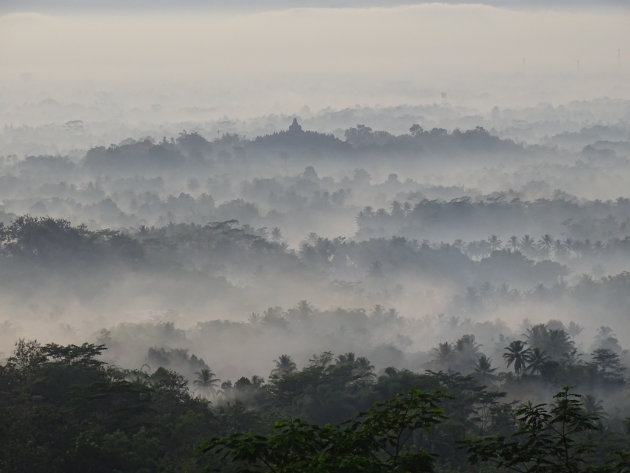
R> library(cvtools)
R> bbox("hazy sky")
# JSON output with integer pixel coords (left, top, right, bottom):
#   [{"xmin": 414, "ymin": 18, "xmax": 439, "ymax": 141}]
[
  {"xmin": 1, "ymin": 3, "xmax": 629, "ymax": 118},
  {"xmin": 2, "ymin": 0, "xmax": 629, "ymax": 13}
]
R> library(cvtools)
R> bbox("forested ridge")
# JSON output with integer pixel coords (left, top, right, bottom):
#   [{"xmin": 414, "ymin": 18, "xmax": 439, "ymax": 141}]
[
  {"xmin": 1, "ymin": 212, "xmax": 628, "ymax": 471},
  {"xmin": 2, "ymin": 0, "xmax": 630, "ymax": 470},
  {"xmin": 1, "ymin": 84, "xmax": 630, "ymax": 473},
  {"xmin": 1, "ymin": 337, "xmax": 628, "ymax": 473}
]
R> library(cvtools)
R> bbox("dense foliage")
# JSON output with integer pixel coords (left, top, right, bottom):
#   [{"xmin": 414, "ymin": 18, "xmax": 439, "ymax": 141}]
[{"xmin": 1, "ymin": 340, "xmax": 628, "ymax": 473}]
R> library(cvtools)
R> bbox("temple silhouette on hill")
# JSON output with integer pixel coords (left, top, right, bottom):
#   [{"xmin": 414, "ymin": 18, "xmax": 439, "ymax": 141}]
[
  {"xmin": 288, "ymin": 118, "xmax": 303, "ymax": 134},
  {"xmin": 252, "ymin": 118, "xmax": 349, "ymax": 153}
]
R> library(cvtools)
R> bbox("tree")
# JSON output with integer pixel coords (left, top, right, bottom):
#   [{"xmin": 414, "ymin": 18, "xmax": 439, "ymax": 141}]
[
  {"xmin": 270, "ymin": 354, "xmax": 297, "ymax": 379},
  {"xmin": 520, "ymin": 234, "xmax": 536, "ymax": 256},
  {"xmin": 488, "ymin": 235, "xmax": 502, "ymax": 252},
  {"xmin": 409, "ymin": 124, "xmax": 424, "ymax": 136},
  {"xmin": 527, "ymin": 348, "xmax": 550, "ymax": 375},
  {"xmin": 451, "ymin": 335, "xmax": 482, "ymax": 374},
  {"xmin": 525, "ymin": 324, "xmax": 574, "ymax": 363},
  {"xmin": 473, "ymin": 354, "xmax": 498, "ymax": 384},
  {"xmin": 0, "ymin": 341, "xmax": 216, "ymax": 473},
  {"xmin": 194, "ymin": 368, "xmax": 221, "ymax": 395},
  {"xmin": 593, "ymin": 326, "xmax": 622, "ymax": 352},
  {"xmin": 538, "ymin": 234, "xmax": 555, "ymax": 256},
  {"xmin": 6, "ymin": 338, "xmax": 46, "ymax": 372},
  {"xmin": 201, "ymin": 389, "xmax": 446, "ymax": 473},
  {"xmin": 432, "ymin": 342, "xmax": 455, "ymax": 369},
  {"xmin": 508, "ymin": 235, "xmax": 520, "ymax": 252},
  {"xmin": 466, "ymin": 387, "xmax": 615, "ymax": 473},
  {"xmin": 503, "ymin": 340, "xmax": 531, "ymax": 377},
  {"xmin": 590, "ymin": 348, "xmax": 625, "ymax": 384}
]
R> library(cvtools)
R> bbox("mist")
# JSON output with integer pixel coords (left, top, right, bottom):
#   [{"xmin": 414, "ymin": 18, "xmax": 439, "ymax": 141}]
[
  {"xmin": 1, "ymin": 2, "xmax": 630, "ymax": 472},
  {"xmin": 1, "ymin": 4, "xmax": 628, "ymax": 124}
]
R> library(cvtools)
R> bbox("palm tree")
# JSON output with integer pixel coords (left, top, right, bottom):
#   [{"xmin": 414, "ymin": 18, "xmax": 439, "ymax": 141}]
[
  {"xmin": 548, "ymin": 329, "xmax": 574, "ymax": 362},
  {"xmin": 520, "ymin": 235, "xmax": 536, "ymax": 256},
  {"xmin": 508, "ymin": 236, "xmax": 520, "ymax": 253},
  {"xmin": 194, "ymin": 368, "xmax": 221, "ymax": 395},
  {"xmin": 538, "ymin": 234, "xmax": 554, "ymax": 257},
  {"xmin": 582, "ymin": 395, "xmax": 607, "ymax": 422},
  {"xmin": 503, "ymin": 340, "xmax": 531, "ymax": 377},
  {"xmin": 488, "ymin": 235, "xmax": 502, "ymax": 252},
  {"xmin": 349, "ymin": 356, "xmax": 376, "ymax": 386},
  {"xmin": 432, "ymin": 342, "xmax": 455, "ymax": 369},
  {"xmin": 525, "ymin": 324, "xmax": 549, "ymax": 350},
  {"xmin": 271, "ymin": 354, "xmax": 297, "ymax": 378},
  {"xmin": 455, "ymin": 334, "xmax": 480, "ymax": 353},
  {"xmin": 525, "ymin": 324, "xmax": 574, "ymax": 362},
  {"xmin": 526, "ymin": 348, "xmax": 549, "ymax": 375},
  {"xmin": 353, "ymin": 356, "xmax": 375, "ymax": 377},
  {"xmin": 336, "ymin": 352, "xmax": 356, "ymax": 364},
  {"xmin": 474, "ymin": 354, "xmax": 498, "ymax": 384},
  {"xmin": 453, "ymin": 334, "xmax": 482, "ymax": 373}
]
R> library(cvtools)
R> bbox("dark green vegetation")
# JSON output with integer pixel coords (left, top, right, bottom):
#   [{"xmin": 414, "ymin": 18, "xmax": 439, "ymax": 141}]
[{"xmin": 1, "ymin": 339, "xmax": 628, "ymax": 473}]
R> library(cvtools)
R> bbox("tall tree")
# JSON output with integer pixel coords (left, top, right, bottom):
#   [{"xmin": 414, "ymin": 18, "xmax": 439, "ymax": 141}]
[
  {"xmin": 473, "ymin": 354, "xmax": 498, "ymax": 384},
  {"xmin": 466, "ymin": 387, "xmax": 617, "ymax": 473},
  {"xmin": 503, "ymin": 340, "xmax": 531, "ymax": 377},
  {"xmin": 194, "ymin": 368, "xmax": 221, "ymax": 395},
  {"xmin": 270, "ymin": 354, "xmax": 297, "ymax": 379},
  {"xmin": 527, "ymin": 347, "xmax": 550, "ymax": 375},
  {"xmin": 591, "ymin": 348, "xmax": 626, "ymax": 384},
  {"xmin": 202, "ymin": 389, "xmax": 446, "ymax": 473}
]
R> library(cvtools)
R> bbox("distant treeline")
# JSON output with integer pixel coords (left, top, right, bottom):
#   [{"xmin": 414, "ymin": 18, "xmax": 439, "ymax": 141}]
[
  {"xmin": 0, "ymin": 216, "xmax": 567, "ymax": 288},
  {"xmin": 81, "ymin": 123, "xmax": 524, "ymax": 174},
  {"xmin": 5, "ymin": 215, "xmax": 630, "ymax": 298},
  {"xmin": 358, "ymin": 196, "xmax": 630, "ymax": 241}
]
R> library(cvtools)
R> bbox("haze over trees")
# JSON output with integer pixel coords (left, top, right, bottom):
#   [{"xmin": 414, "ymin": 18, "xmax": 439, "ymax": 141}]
[
  {"xmin": 1, "ymin": 0, "xmax": 629, "ymax": 471},
  {"xmin": 1, "ymin": 111, "xmax": 630, "ymax": 470}
]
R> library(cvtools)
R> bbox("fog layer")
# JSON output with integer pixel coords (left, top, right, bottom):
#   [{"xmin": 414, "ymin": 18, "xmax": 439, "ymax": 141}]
[{"xmin": 1, "ymin": 5, "xmax": 628, "ymax": 122}]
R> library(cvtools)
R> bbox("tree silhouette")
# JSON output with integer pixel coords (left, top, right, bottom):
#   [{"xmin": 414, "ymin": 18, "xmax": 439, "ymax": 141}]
[
  {"xmin": 271, "ymin": 354, "xmax": 297, "ymax": 379},
  {"xmin": 525, "ymin": 324, "xmax": 574, "ymax": 362},
  {"xmin": 526, "ymin": 347, "xmax": 549, "ymax": 375},
  {"xmin": 488, "ymin": 235, "xmax": 502, "ymax": 252},
  {"xmin": 538, "ymin": 233, "xmax": 555, "ymax": 256},
  {"xmin": 473, "ymin": 354, "xmax": 498, "ymax": 384},
  {"xmin": 466, "ymin": 387, "xmax": 610, "ymax": 473},
  {"xmin": 202, "ymin": 389, "xmax": 446, "ymax": 473},
  {"xmin": 194, "ymin": 368, "xmax": 221, "ymax": 395},
  {"xmin": 503, "ymin": 340, "xmax": 531, "ymax": 377},
  {"xmin": 520, "ymin": 234, "xmax": 536, "ymax": 256},
  {"xmin": 591, "ymin": 348, "xmax": 625, "ymax": 382},
  {"xmin": 432, "ymin": 342, "xmax": 455, "ymax": 369}
]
